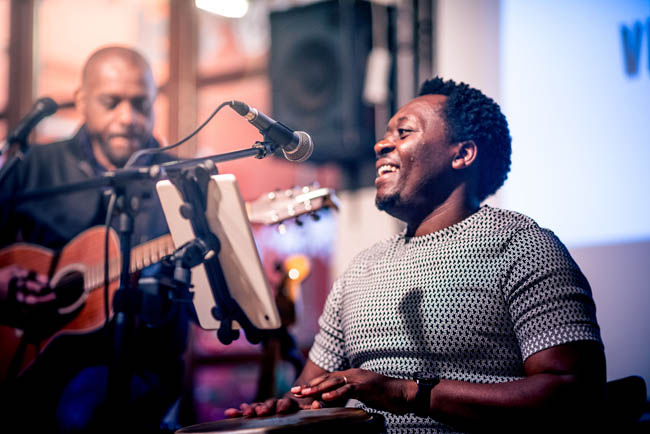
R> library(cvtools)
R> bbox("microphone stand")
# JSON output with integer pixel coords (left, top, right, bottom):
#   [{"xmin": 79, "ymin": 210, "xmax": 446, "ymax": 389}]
[
  {"xmin": 0, "ymin": 137, "xmax": 27, "ymax": 185},
  {"xmin": 0, "ymin": 139, "xmax": 278, "ymax": 207},
  {"xmin": 106, "ymin": 179, "xmax": 146, "ymax": 429}
]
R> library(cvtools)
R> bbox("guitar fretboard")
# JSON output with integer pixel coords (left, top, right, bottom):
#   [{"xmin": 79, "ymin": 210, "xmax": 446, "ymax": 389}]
[{"xmin": 83, "ymin": 234, "xmax": 175, "ymax": 291}]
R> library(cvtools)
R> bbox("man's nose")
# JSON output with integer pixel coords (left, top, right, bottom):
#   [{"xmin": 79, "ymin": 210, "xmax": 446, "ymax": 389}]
[
  {"xmin": 115, "ymin": 100, "xmax": 137, "ymax": 125},
  {"xmin": 374, "ymin": 139, "xmax": 394, "ymax": 156}
]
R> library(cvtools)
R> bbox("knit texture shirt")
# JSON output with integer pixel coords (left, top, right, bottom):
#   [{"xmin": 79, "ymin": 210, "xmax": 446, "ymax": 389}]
[{"xmin": 309, "ymin": 206, "xmax": 602, "ymax": 433}]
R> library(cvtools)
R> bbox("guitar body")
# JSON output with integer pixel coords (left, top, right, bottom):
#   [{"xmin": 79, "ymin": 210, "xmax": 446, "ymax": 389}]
[{"xmin": 0, "ymin": 227, "xmax": 120, "ymax": 381}]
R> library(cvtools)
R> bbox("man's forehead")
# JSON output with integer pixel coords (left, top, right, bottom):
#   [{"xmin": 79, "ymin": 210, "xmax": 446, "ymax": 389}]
[
  {"xmin": 390, "ymin": 94, "xmax": 447, "ymax": 124},
  {"xmin": 408, "ymin": 94, "xmax": 447, "ymax": 112},
  {"xmin": 83, "ymin": 56, "xmax": 154, "ymax": 92}
]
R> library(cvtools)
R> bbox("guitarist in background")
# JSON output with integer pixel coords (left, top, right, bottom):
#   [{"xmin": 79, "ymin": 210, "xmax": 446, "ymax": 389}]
[{"xmin": 0, "ymin": 46, "xmax": 189, "ymax": 432}]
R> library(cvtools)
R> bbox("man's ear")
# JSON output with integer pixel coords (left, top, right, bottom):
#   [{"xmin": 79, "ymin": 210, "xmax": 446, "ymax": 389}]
[
  {"xmin": 451, "ymin": 140, "xmax": 478, "ymax": 170},
  {"xmin": 73, "ymin": 87, "xmax": 85, "ymax": 114}
]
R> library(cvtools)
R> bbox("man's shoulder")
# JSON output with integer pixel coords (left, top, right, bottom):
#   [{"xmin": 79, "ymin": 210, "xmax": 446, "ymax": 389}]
[
  {"xmin": 474, "ymin": 206, "xmax": 544, "ymax": 235},
  {"xmin": 23, "ymin": 136, "xmax": 78, "ymax": 160},
  {"xmin": 349, "ymin": 235, "xmax": 400, "ymax": 264},
  {"xmin": 480, "ymin": 207, "xmax": 569, "ymax": 254},
  {"xmin": 3, "ymin": 136, "xmax": 82, "ymax": 189},
  {"xmin": 18, "ymin": 133, "xmax": 88, "ymax": 177}
]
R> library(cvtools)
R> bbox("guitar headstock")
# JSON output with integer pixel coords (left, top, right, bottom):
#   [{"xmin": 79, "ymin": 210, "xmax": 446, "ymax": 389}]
[{"xmin": 247, "ymin": 184, "xmax": 339, "ymax": 226}]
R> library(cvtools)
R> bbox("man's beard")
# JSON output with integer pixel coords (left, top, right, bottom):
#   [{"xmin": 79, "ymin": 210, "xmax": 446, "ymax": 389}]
[
  {"xmin": 96, "ymin": 133, "xmax": 149, "ymax": 168},
  {"xmin": 375, "ymin": 192, "xmax": 399, "ymax": 213},
  {"xmin": 101, "ymin": 144, "xmax": 130, "ymax": 168}
]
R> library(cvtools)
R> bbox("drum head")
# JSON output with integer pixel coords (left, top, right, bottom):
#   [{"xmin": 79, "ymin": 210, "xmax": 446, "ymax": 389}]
[{"xmin": 176, "ymin": 407, "xmax": 384, "ymax": 433}]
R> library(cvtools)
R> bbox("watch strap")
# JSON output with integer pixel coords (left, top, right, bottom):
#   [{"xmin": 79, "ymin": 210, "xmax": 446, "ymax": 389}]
[{"xmin": 414, "ymin": 373, "xmax": 440, "ymax": 416}]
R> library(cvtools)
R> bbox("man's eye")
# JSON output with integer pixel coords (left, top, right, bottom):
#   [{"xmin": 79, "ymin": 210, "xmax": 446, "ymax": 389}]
[
  {"xmin": 398, "ymin": 128, "xmax": 412, "ymax": 138},
  {"xmin": 131, "ymin": 98, "xmax": 151, "ymax": 114},
  {"xmin": 101, "ymin": 98, "xmax": 120, "ymax": 109}
]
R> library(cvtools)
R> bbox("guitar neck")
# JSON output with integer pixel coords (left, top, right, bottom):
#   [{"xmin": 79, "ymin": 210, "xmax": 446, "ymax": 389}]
[
  {"xmin": 83, "ymin": 234, "xmax": 175, "ymax": 291},
  {"xmin": 129, "ymin": 234, "xmax": 175, "ymax": 273}
]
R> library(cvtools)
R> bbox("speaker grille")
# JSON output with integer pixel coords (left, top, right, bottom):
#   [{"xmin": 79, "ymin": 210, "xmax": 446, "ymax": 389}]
[{"xmin": 270, "ymin": 0, "xmax": 375, "ymax": 165}]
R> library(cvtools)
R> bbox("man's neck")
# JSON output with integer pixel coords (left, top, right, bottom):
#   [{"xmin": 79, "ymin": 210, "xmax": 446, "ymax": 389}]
[
  {"xmin": 406, "ymin": 187, "xmax": 480, "ymax": 237},
  {"xmin": 92, "ymin": 141, "xmax": 117, "ymax": 171}
]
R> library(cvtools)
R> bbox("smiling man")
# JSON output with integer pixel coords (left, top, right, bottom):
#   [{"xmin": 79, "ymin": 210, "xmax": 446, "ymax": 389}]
[{"xmin": 226, "ymin": 77, "xmax": 605, "ymax": 433}]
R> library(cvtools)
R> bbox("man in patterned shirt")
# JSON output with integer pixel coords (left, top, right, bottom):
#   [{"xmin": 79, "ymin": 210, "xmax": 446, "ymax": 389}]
[{"xmin": 226, "ymin": 77, "xmax": 605, "ymax": 433}]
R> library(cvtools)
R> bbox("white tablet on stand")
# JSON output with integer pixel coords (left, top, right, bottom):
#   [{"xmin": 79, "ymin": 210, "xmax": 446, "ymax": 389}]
[{"xmin": 155, "ymin": 174, "xmax": 280, "ymax": 331}]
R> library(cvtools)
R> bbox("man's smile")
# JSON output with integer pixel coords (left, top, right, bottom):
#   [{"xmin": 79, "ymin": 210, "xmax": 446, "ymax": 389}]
[{"xmin": 377, "ymin": 164, "xmax": 399, "ymax": 177}]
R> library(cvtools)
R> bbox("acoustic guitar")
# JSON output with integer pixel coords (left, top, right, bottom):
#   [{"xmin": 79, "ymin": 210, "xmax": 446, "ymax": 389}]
[{"xmin": 0, "ymin": 185, "xmax": 338, "ymax": 381}]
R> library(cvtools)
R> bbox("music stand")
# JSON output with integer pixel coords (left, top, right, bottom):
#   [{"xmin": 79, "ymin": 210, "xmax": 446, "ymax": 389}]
[{"xmin": 156, "ymin": 171, "xmax": 280, "ymax": 343}]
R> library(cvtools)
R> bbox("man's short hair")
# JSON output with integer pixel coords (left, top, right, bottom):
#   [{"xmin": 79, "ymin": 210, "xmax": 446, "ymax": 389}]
[
  {"xmin": 81, "ymin": 45, "xmax": 152, "ymax": 87},
  {"xmin": 419, "ymin": 77, "xmax": 512, "ymax": 202}
]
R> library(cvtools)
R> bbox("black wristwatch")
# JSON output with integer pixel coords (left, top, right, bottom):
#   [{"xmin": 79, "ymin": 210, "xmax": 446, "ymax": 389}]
[{"xmin": 413, "ymin": 372, "xmax": 440, "ymax": 416}]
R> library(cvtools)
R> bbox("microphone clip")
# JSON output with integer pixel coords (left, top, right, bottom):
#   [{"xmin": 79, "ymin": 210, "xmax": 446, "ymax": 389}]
[{"xmin": 252, "ymin": 140, "xmax": 280, "ymax": 159}]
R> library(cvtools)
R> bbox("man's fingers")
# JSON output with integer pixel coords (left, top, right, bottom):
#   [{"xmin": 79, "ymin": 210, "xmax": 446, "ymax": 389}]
[
  {"xmin": 225, "ymin": 397, "xmax": 303, "ymax": 419},
  {"xmin": 34, "ymin": 273, "xmax": 49, "ymax": 286},
  {"xmin": 23, "ymin": 280, "xmax": 52, "ymax": 295},
  {"xmin": 9, "ymin": 267, "xmax": 47, "ymax": 284},
  {"xmin": 8, "ymin": 267, "xmax": 52, "ymax": 305},
  {"xmin": 22, "ymin": 292, "xmax": 56, "ymax": 305},
  {"xmin": 224, "ymin": 408, "xmax": 243, "ymax": 418},
  {"xmin": 11, "ymin": 267, "xmax": 29, "ymax": 280},
  {"xmin": 276, "ymin": 397, "xmax": 296, "ymax": 413},
  {"xmin": 255, "ymin": 399, "xmax": 277, "ymax": 416},
  {"xmin": 240, "ymin": 403, "xmax": 255, "ymax": 417},
  {"xmin": 13, "ymin": 277, "xmax": 55, "ymax": 305},
  {"xmin": 255, "ymin": 407, "xmax": 271, "ymax": 416},
  {"xmin": 300, "ymin": 374, "xmax": 347, "ymax": 396},
  {"xmin": 321, "ymin": 384, "xmax": 352, "ymax": 401},
  {"xmin": 307, "ymin": 375, "xmax": 328, "ymax": 388}
]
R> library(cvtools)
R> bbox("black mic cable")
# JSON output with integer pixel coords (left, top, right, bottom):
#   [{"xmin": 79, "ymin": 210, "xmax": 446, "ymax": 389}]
[{"xmin": 124, "ymin": 101, "xmax": 233, "ymax": 169}]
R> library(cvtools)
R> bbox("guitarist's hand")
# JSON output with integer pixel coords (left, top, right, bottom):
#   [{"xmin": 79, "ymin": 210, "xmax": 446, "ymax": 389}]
[{"xmin": 0, "ymin": 265, "xmax": 55, "ymax": 326}]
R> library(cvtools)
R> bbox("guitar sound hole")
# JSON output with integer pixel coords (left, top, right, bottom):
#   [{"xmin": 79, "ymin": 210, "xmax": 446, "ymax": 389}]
[{"xmin": 54, "ymin": 271, "xmax": 85, "ymax": 312}]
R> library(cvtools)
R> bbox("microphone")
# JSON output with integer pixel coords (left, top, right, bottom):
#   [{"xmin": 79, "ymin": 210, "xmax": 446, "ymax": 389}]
[
  {"xmin": 2, "ymin": 97, "xmax": 58, "ymax": 155},
  {"xmin": 228, "ymin": 100, "xmax": 313, "ymax": 162}
]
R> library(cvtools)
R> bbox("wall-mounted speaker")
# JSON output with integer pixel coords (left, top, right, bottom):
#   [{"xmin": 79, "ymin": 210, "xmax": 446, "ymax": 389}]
[{"xmin": 270, "ymin": 0, "xmax": 376, "ymax": 170}]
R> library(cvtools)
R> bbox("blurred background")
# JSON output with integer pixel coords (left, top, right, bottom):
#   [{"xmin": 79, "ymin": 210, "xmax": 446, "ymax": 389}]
[{"xmin": 0, "ymin": 0, "xmax": 648, "ymax": 424}]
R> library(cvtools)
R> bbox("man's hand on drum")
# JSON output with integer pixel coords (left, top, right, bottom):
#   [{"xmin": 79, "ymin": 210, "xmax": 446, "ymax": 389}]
[
  {"xmin": 225, "ymin": 360, "xmax": 330, "ymax": 418},
  {"xmin": 291, "ymin": 368, "xmax": 412, "ymax": 415},
  {"xmin": 224, "ymin": 395, "xmax": 322, "ymax": 418}
]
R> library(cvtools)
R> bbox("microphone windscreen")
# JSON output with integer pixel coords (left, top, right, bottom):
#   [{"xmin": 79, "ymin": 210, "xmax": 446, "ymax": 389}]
[
  {"xmin": 36, "ymin": 97, "xmax": 59, "ymax": 116},
  {"xmin": 283, "ymin": 131, "xmax": 313, "ymax": 163}
]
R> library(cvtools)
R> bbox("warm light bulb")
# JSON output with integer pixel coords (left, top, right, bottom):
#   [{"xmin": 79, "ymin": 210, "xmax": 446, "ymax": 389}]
[
  {"xmin": 195, "ymin": 0, "xmax": 249, "ymax": 18},
  {"xmin": 288, "ymin": 268, "xmax": 300, "ymax": 280}
]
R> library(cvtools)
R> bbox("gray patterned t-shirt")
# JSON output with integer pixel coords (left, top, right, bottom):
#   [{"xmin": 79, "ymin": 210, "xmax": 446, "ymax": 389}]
[{"xmin": 309, "ymin": 206, "xmax": 602, "ymax": 433}]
